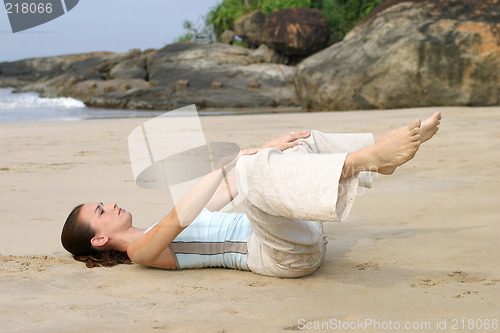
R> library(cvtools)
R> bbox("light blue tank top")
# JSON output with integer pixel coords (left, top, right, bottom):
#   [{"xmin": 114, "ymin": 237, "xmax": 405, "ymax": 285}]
[{"xmin": 169, "ymin": 208, "xmax": 252, "ymax": 270}]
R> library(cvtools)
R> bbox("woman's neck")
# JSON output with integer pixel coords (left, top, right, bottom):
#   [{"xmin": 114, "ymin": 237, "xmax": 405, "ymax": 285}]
[{"xmin": 109, "ymin": 226, "xmax": 146, "ymax": 253}]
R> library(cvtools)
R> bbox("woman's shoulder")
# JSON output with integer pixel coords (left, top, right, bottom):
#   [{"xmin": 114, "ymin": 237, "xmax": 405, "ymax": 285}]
[
  {"xmin": 127, "ymin": 230, "xmax": 177, "ymax": 270},
  {"xmin": 126, "ymin": 212, "xmax": 186, "ymax": 269}
]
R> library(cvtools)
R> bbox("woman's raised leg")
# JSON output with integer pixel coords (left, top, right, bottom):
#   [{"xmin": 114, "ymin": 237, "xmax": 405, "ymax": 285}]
[{"xmin": 342, "ymin": 119, "xmax": 422, "ymax": 179}]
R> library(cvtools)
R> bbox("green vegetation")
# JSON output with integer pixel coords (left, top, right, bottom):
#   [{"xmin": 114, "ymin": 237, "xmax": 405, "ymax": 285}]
[
  {"xmin": 175, "ymin": 18, "xmax": 213, "ymax": 43},
  {"xmin": 312, "ymin": 0, "xmax": 383, "ymax": 37},
  {"xmin": 205, "ymin": 0, "xmax": 383, "ymax": 41},
  {"xmin": 261, "ymin": 0, "xmax": 313, "ymax": 15}
]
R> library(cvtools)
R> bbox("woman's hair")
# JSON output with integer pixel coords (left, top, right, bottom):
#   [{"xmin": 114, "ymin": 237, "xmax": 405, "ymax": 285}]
[{"xmin": 61, "ymin": 204, "xmax": 132, "ymax": 268}]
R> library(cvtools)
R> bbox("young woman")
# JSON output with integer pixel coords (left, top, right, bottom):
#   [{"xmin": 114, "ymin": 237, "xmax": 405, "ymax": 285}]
[{"xmin": 61, "ymin": 112, "xmax": 441, "ymax": 278}]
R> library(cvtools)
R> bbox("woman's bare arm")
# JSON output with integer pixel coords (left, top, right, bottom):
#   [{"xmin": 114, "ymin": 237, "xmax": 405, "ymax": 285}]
[
  {"xmin": 205, "ymin": 168, "xmax": 238, "ymax": 212},
  {"xmin": 128, "ymin": 150, "xmax": 256, "ymax": 267}
]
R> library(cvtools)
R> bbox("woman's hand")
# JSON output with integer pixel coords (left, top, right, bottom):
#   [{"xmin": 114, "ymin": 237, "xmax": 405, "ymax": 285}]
[
  {"xmin": 238, "ymin": 148, "xmax": 260, "ymax": 157},
  {"xmin": 214, "ymin": 130, "xmax": 311, "ymax": 171},
  {"xmin": 214, "ymin": 148, "xmax": 259, "ymax": 171},
  {"xmin": 260, "ymin": 130, "xmax": 311, "ymax": 151}
]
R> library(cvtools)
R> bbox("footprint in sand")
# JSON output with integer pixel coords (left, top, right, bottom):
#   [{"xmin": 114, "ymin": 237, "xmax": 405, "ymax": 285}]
[
  {"xmin": 411, "ymin": 271, "xmax": 488, "ymax": 288},
  {"xmin": 74, "ymin": 150, "xmax": 100, "ymax": 157},
  {"xmin": 0, "ymin": 255, "xmax": 71, "ymax": 274},
  {"xmin": 247, "ymin": 281, "xmax": 269, "ymax": 287},
  {"xmin": 452, "ymin": 290, "xmax": 479, "ymax": 298},
  {"xmin": 356, "ymin": 261, "xmax": 379, "ymax": 271}
]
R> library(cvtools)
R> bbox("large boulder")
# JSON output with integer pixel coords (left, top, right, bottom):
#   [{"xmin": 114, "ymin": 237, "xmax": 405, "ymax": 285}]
[
  {"xmin": 295, "ymin": 0, "xmax": 500, "ymax": 111},
  {"xmin": 234, "ymin": 10, "xmax": 267, "ymax": 47},
  {"xmin": 262, "ymin": 7, "xmax": 331, "ymax": 57}
]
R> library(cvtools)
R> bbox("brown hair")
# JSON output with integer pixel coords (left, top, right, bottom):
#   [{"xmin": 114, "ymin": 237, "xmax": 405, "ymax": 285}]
[{"xmin": 61, "ymin": 204, "xmax": 132, "ymax": 268}]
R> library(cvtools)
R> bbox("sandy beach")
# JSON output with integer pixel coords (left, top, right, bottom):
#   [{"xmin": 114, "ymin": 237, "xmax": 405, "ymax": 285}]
[{"xmin": 1, "ymin": 106, "xmax": 499, "ymax": 332}]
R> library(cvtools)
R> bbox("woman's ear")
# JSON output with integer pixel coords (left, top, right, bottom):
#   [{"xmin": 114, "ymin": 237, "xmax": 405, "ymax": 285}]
[{"xmin": 91, "ymin": 235, "xmax": 109, "ymax": 248}]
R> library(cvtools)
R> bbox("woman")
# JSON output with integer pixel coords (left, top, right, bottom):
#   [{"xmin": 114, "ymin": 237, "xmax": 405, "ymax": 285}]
[{"xmin": 61, "ymin": 112, "xmax": 441, "ymax": 278}]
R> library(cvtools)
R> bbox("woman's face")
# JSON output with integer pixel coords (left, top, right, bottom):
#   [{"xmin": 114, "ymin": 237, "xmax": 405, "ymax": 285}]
[{"xmin": 79, "ymin": 202, "xmax": 133, "ymax": 236}]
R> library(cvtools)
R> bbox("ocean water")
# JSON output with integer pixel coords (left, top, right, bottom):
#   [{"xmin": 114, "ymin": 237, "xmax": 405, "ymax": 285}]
[
  {"xmin": 0, "ymin": 88, "xmax": 300, "ymax": 124},
  {"xmin": 0, "ymin": 88, "xmax": 168, "ymax": 124}
]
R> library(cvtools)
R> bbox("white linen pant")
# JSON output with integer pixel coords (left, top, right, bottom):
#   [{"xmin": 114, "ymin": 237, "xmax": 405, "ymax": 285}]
[{"xmin": 235, "ymin": 130, "xmax": 375, "ymax": 277}]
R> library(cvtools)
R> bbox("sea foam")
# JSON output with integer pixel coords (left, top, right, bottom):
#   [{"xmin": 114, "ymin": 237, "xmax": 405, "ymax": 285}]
[{"xmin": 0, "ymin": 88, "xmax": 85, "ymax": 110}]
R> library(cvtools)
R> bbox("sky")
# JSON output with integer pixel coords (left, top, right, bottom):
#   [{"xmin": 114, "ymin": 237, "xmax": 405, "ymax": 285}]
[{"xmin": 0, "ymin": 0, "xmax": 221, "ymax": 62}]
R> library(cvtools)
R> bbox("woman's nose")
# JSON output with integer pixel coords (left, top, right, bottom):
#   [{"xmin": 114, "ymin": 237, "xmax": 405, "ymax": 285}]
[{"xmin": 106, "ymin": 202, "xmax": 117, "ymax": 210}]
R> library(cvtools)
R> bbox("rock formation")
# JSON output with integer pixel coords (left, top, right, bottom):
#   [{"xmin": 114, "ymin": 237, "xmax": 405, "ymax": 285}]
[
  {"xmin": 234, "ymin": 8, "xmax": 331, "ymax": 60},
  {"xmin": 234, "ymin": 10, "xmax": 267, "ymax": 48},
  {"xmin": 262, "ymin": 7, "xmax": 331, "ymax": 57},
  {"xmin": 295, "ymin": 0, "xmax": 500, "ymax": 111},
  {"xmin": 0, "ymin": 43, "xmax": 299, "ymax": 110}
]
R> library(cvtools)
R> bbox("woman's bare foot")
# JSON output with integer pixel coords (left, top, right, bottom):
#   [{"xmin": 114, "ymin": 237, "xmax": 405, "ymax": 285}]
[
  {"xmin": 374, "ymin": 112, "xmax": 441, "ymax": 144},
  {"xmin": 342, "ymin": 119, "xmax": 421, "ymax": 179},
  {"xmin": 373, "ymin": 119, "xmax": 421, "ymax": 174},
  {"xmin": 420, "ymin": 112, "xmax": 441, "ymax": 143}
]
